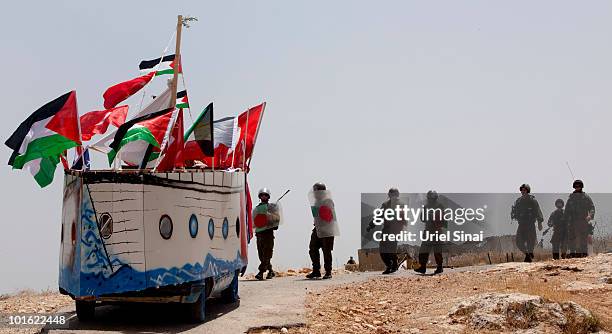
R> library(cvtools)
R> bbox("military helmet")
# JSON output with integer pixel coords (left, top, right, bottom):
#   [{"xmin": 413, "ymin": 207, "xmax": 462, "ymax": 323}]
[
  {"xmin": 258, "ymin": 188, "xmax": 271, "ymax": 198},
  {"xmin": 388, "ymin": 187, "xmax": 400, "ymax": 196},
  {"xmin": 573, "ymin": 179, "xmax": 584, "ymax": 188},
  {"xmin": 519, "ymin": 183, "xmax": 531, "ymax": 193},
  {"xmin": 555, "ymin": 198, "xmax": 564, "ymax": 207},
  {"xmin": 313, "ymin": 182, "xmax": 327, "ymax": 191},
  {"xmin": 426, "ymin": 190, "xmax": 438, "ymax": 200}
]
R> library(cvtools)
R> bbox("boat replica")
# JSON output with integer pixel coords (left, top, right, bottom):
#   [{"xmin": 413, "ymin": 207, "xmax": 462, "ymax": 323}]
[
  {"xmin": 6, "ymin": 15, "xmax": 263, "ymax": 323},
  {"xmin": 61, "ymin": 169, "xmax": 249, "ymax": 322}
]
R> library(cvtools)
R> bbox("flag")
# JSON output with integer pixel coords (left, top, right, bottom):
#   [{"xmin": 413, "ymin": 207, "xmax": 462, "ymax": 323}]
[
  {"xmin": 176, "ymin": 90, "xmax": 189, "ymax": 109},
  {"xmin": 80, "ymin": 105, "xmax": 128, "ymax": 141},
  {"xmin": 139, "ymin": 54, "xmax": 181, "ymax": 76},
  {"xmin": 200, "ymin": 116, "xmax": 238, "ymax": 168},
  {"xmin": 107, "ymin": 108, "xmax": 173, "ymax": 165},
  {"xmin": 90, "ymin": 87, "xmax": 172, "ymax": 160},
  {"xmin": 155, "ymin": 109, "xmax": 184, "ymax": 171},
  {"xmin": 5, "ymin": 91, "xmax": 81, "ymax": 187},
  {"xmin": 71, "ymin": 147, "xmax": 90, "ymax": 170},
  {"xmin": 103, "ymin": 72, "xmax": 154, "ymax": 109},
  {"xmin": 181, "ymin": 103, "xmax": 214, "ymax": 161},
  {"xmin": 231, "ymin": 102, "xmax": 266, "ymax": 169},
  {"xmin": 197, "ymin": 103, "xmax": 265, "ymax": 170}
]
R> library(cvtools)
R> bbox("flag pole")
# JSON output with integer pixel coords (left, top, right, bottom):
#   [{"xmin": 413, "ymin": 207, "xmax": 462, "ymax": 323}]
[
  {"xmin": 169, "ymin": 15, "xmax": 182, "ymax": 110},
  {"xmin": 150, "ymin": 15, "xmax": 183, "ymax": 171},
  {"xmin": 241, "ymin": 106, "xmax": 251, "ymax": 171},
  {"xmin": 246, "ymin": 102, "xmax": 266, "ymax": 170}
]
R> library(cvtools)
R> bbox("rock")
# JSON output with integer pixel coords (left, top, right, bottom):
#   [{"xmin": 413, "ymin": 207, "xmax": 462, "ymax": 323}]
[
  {"xmin": 280, "ymin": 327, "xmax": 288, "ymax": 333},
  {"xmin": 448, "ymin": 292, "xmax": 598, "ymax": 332},
  {"xmin": 599, "ymin": 276, "xmax": 612, "ymax": 284},
  {"xmin": 364, "ymin": 323, "xmax": 376, "ymax": 330},
  {"xmin": 565, "ymin": 281, "xmax": 607, "ymax": 292}
]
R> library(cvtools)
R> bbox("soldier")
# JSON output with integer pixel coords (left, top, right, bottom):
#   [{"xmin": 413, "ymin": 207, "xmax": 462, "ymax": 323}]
[
  {"xmin": 253, "ymin": 188, "xmax": 280, "ymax": 280},
  {"xmin": 548, "ymin": 199, "xmax": 567, "ymax": 259},
  {"xmin": 564, "ymin": 180, "xmax": 595, "ymax": 258},
  {"xmin": 368, "ymin": 188, "xmax": 407, "ymax": 274},
  {"xmin": 306, "ymin": 182, "xmax": 339, "ymax": 279},
  {"xmin": 414, "ymin": 190, "xmax": 446, "ymax": 275},
  {"xmin": 511, "ymin": 184, "xmax": 543, "ymax": 262}
]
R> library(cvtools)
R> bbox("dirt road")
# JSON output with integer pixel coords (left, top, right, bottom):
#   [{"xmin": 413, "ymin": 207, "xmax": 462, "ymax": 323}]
[{"xmin": 41, "ymin": 271, "xmax": 379, "ymax": 334}]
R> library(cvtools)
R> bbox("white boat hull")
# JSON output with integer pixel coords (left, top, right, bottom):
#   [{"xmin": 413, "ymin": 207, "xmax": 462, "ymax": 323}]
[{"xmin": 59, "ymin": 170, "xmax": 249, "ymax": 298}]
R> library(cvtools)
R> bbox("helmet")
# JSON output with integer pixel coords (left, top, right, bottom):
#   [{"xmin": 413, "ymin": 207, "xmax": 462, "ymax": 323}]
[
  {"xmin": 519, "ymin": 184, "xmax": 531, "ymax": 193},
  {"xmin": 388, "ymin": 187, "xmax": 399, "ymax": 197},
  {"xmin": 258, "ymin": 188, "xmax": 271, "ymax": 198},
  {"xmin": 426, "ymin": 190, "xmax": 438, "ymax": 200},
  {"xmin": 313, "ymin": 182, "xmax": 327, "ymax": 191},
  {"xmin": 573, "ymin": 179, "xmax": 584, "ymax": 188},
  {"xmin": 555, "ymin": 198, "xmax": 564, "ymax": 208}
]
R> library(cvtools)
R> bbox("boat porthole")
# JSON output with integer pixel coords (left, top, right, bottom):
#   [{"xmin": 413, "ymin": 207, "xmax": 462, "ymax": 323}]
[
  {"xmin": 235, "ymin": 217, "xmax": 240, "ymax": 237},
  {"xmin": 189, "ymin": 214, "xmax": 198, "ymax": 238},
  {"xmin": 98, "ymin": 213, "xmax": 113, "ymax": 239},
  {"xmin": 222, "ymin": 217, "xmax": 229, "ymax": 239},
  {"xmin": 159, "ymin": 215, "xmax": 173, "ymax": 240},
  {"xmin": 208, "ymin": 218, "xmax": 215, "ymax": 239}
]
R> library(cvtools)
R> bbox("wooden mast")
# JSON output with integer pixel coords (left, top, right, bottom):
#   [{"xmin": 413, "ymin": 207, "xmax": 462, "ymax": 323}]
[
  {"xmin": 143, "ymin": 15, "xmax": 183, "ymax": 170},
  {"xmin": 169, "ymin": 15, "xmax": 183, "ymax": 109}
]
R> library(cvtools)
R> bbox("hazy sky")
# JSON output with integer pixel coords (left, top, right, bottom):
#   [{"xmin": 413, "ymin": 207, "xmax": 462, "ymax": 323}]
[{"xmin": 1, "ymin": 1, "xmax": 612, "ymax": 293}]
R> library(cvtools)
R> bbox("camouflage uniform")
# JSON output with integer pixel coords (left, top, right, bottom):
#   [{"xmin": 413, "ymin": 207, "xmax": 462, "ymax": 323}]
[
  {"xmin": 256, "ymin": 227, "xmax": 274, "ymax": 273},
  {"xmin": 307, "ymin": 183, "xmax": 336, "ymax": 279},
  {"xmin": 378, "ymin": 198, "xmax": 407, "ymax": 273},
  {"xmin": 511, "ymin": 194, "xmax": 543, "ymax": 261},
  {"xmin": 417, "ymin": 196, "xmax": 446, "ymax": 273},
  {"xmin": 564, "ymin": 192, "xmax": 594, "ymax": 257},
  {"xmin": 253, "ymin": 188, "xmax": 280, "ymax": 280},
  {"xmin": 547, "ymin": 205, "xmax": 567, "ymax": 259}
]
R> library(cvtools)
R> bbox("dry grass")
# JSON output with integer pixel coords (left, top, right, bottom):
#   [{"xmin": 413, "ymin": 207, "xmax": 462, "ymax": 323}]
[{"xmin": 447, "ymin": 251, "xmax": 553, "ymax": 267}]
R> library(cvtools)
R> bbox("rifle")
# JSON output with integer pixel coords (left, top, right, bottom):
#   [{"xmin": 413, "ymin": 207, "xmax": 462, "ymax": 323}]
[{"xmin": 275, "ymin": 189, "xmax": 290, "ymax": 203}]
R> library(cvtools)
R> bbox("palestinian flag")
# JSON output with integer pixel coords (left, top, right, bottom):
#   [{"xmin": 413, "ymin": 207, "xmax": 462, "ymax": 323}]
[
  {"xmin": 107, "ymin": 108, "xmax": 173, "ymax": 165},
  {"xmin": 5, "ymin": 91, "xmax": 81, "ymax": 187},
  {"xmin": 182, "ymin": 102, "xmax": 214, "ymax": 160},
  {"xmin": 139, "ymin": 54, "xmax": 181, "ymax": 76},
  {"xmin": 176, "ymin": 90, "xmax": 189, "ymax": 109}
]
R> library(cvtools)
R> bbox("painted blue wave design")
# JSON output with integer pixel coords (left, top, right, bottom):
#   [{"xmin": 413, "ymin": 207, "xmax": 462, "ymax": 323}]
[
  {"xmin": 79, "ymin": 190, "xmax": 115, "ymax": 278},
  {"xmin": 65, "ymin": 251, "xmax": 243, "ymax": 297},
  {"xmin": 147, "ymin": 251, "xmax": 244, "ymax": 288}
]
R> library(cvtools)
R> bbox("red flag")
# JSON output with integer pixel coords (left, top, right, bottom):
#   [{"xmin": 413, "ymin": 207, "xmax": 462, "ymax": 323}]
[
  {"xmin": 45, "ymin": 90, "xmax": 82, "ymax": 144},
  {"xmin": 156, "ymin": 109, "xmax": 185, "ymax": 171},
  {"xmin": 103, "ymin": 72, "xmax": 154, "ymax": 109},
  {"xmin": 80, "ymin": 105, "xmax": 128, "ymax": 141},
  {"xmin": 231, "ymin": 102, "xmax": 266, "ymax": 170}
]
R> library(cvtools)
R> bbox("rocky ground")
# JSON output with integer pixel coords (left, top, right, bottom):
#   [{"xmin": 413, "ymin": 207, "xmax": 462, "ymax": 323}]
[
  {"xmin": 0, "ymin": 290, "xmax": 73, "ymax": 334},
  {"xmin": 253, "ymin": 254, "xmax": 612, "ymax": 334},
  {"xmin": 1, "ymin": 255, "xmax": 610, "ymax": 334}
]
